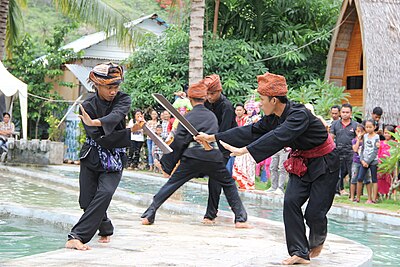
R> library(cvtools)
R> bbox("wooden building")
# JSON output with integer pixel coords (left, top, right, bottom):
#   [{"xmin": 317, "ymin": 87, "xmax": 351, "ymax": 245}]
[{"xmin": 325, "ymin": 0, "xmax": 400, "ymax": 125}]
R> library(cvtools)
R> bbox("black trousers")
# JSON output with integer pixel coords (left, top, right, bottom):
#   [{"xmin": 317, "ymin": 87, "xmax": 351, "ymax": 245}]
[
  {"xmin": 336, "ymin": 153, "xmax": 353, "ymax": 193},
  {"xmin": 128, "ymin": 140, "xmax": 144, "ymax": 166},
  {"xmin": 283, "ymin": 168, "xmax": 339, "ymax": 260},
  {"xmin": 204, "ymin": 156, "xmax": 229, "ymax": 220},
  {"xmin": 141, "ymin": 157, "xmax": 247, "ymax": 223},
  {"xmin": 68, "ymin": 162, "xmax": 122, "ymax": 244}
]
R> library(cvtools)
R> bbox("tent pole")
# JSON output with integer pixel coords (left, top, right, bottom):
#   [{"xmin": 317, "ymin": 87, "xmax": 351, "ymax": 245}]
[{"xmin": 8, "ymin": 95, "xmax": 14, "ymax": 119}]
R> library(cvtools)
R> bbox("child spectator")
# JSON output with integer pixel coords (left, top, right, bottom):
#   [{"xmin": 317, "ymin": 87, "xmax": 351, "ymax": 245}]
[
  {"xmin": 127, "ymin": 109, "xmax": 145, "ymax": 169},
  {"xmin": 350, "ymin": 123, "xmax": 365, "ymax": 202},
  {"xmin": 256, "ymin": 157, "xmax": 272, "ymax": 183},
  {"xmin": 377, "ymin": 125, "xmax": 395, "ymax": 199},
  {"xmin": 161, "ymin": 110, "xmax": 171, "ymax": 140},
  {"xmin": 370, "ymin": 106, "xmax": 384, "ymax": 139},
  {"xmin": 356, "ymin": 120, "xmax": 380, "ymax": 203},
  {"xmin": 146, "ymin": 110, "xmax": 160, "ymax": 171},
  {"xmin": 235, "ymin": 103, "xmax": 250, "ymax": 127},
  {"xmin": 152, "ymin": 125, "xmax": 165, "ymax": 173}
]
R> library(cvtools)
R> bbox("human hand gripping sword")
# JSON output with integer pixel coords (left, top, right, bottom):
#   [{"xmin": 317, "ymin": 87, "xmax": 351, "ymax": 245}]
[{"xmin": 152, "ymin": 93, "xmax": 213, "ymax": 151}]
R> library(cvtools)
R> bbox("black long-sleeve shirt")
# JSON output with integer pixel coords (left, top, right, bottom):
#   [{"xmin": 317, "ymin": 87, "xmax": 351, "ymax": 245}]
[
  {"xmin": 81, "ymin": 92, "xmax": 132, "ymax": 150},
  {"xmin": 216, "ymin": 101, "xmax": 339, "ymax": 182},
  {"xmin": 161, "ymin": 104, "xmax": 224, "ymax": 174},
  {"xmin": 205, "ymin": 94, "xmax": 237, "ymax": 157},
  {"xmin": 205, "ymin": 94, "xmax": 237, "ymax": 132}
]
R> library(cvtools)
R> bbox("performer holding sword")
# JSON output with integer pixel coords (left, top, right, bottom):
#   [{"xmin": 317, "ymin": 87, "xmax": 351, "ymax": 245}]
[
  {"xmin": 66, "ymin": 62, "xmax": 171, "ymax": 251},
  {"xmin": 141, "ymin": 82, "xmax": 249, "ymax": 228},
  {"xmin": 196, "ymin": 72, "xmax": 339, "ymax": 265}
]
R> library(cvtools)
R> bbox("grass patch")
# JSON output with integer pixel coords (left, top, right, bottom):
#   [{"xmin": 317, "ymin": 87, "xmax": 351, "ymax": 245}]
[
  {"xmin": 255, "ymin": 176, "xmax": 270, "ymax": 191},
  {"xmin": 333, "ymin": 195, "xmax": 400, "ymax": 212}
]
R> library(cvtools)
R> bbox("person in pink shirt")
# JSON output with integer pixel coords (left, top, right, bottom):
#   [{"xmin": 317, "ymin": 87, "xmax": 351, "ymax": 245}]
[{"xmin": 377, "ymin": 125, "xmax": 395, "ymax": 199}]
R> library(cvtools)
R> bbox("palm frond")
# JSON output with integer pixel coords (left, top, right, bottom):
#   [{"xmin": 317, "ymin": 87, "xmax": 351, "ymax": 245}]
[
  {"xmin": 52, "ymin": 0, "xmax": 134, "ymax": 48},
  {"xmin": 6, "ymin": 0, "xmax": 26, "ymax": 58}
]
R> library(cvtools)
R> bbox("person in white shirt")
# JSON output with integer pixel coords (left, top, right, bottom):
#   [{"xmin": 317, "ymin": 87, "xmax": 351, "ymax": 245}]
[{"xmin": 127, "ymin": 109, "xmax": 145, "ymax": 169}]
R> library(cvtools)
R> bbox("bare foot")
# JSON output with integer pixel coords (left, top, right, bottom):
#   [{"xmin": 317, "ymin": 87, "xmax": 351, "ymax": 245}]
[
  {"xmin": 235, "ymin": 222, "xmax": 251, "ymax": 229},
  {"xmin": 65, "ymin": 239, "xmax": 91, "ymax": 251},
  {"xmin": 202, "ymin": 218, "xmax": 216, "ymax": 225},
  {"xmin": 282, "ymin": 255, "xmax": 310, "ymax": 265},
  {"xmin": 309, "ymin": 244, "xmax": 323, "ymax": 258},
  {"xmin": 98, "ymin": 236, "xmax": 111, "ymax": 243},
  {"xmin": 141, "ymin": 218, "xmax": 153, "ymax": 225}
]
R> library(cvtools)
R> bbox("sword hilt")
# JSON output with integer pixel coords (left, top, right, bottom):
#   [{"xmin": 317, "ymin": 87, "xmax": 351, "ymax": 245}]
[{"xmin": 200, "ymin": 140, "xmax": 213, "ymax": 151}]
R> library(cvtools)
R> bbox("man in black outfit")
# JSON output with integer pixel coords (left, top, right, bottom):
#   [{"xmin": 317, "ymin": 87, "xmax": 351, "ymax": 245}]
[
  {"xmin": 65, "ymin": 62, "xmax": 143, "ymax": 250},
  {"xmin": 197, "ymin": 72, "xmax": 339, "ymax": 265},
  {"xmin": 141, "ymin": 82, "xmax": 248, "ymax": 228},
  {"xmin": 202, "ymin": 74, "xmax": 237, "ymax": 224},
  {"xmin": 330, "ymin": 103, "xmax": 358, "ymax": 196}
]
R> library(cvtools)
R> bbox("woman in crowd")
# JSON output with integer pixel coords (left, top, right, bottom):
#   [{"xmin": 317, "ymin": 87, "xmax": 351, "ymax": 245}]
[
  {"xmin": 146, "ymin": 110, "xmax": 160, "ymax": 171},
  {"xmin": 127, "ymin": 109, "xmax": 145, "ymax": 169}
]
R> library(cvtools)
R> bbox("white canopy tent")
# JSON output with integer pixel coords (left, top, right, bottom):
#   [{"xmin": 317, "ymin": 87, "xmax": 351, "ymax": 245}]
[{"xmin": 0, "ymin": 61, "xmax": 28, "ymax": 139}]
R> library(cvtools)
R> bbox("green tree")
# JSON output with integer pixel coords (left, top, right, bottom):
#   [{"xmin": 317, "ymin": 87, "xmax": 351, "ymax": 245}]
[
  {"xmin": 122, "ymin": 27, "xmax": 267, "ymax": 109},
  {"xmin": 0, "ymin": 0, "xmax": 131, "ymax": 59},
  {"xmin": 205, "ymin": 0, "xmax": 341, "ymax": 87},
  {"xmin": 169, "ymin": 0, "xmax": 341, "ymax": 92},
  {"xmin": 4, "ymin": 24, "xmax": 80, "ymax": 139}
]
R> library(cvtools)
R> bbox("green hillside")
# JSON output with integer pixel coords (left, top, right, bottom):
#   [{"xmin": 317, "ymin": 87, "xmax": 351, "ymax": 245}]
[{"xmin": 21, "ymin": 0, "xmax": 168, "ymax": 54}]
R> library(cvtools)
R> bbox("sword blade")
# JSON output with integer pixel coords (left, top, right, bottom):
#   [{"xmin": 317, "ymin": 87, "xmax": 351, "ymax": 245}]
[
  {"xmin": 142, "ymin": 124, "xmax": 173, "ymax": 154},
  {"xmin": 153, "ymin": 93, "xmax": 199, "ymax": 136},
  {"xmin": 152, "ymin": 93, "xmax": 213, "ymax": 151}
]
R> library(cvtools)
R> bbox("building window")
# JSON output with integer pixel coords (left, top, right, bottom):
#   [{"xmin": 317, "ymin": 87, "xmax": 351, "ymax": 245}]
[{"xmin": 347, "ymin": 76, "xmax": 363, "ymax": 89}]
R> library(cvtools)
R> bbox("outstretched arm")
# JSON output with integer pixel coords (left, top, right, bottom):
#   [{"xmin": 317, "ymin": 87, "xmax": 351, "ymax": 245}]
[{"xmin": 219, "ymin": 140, "xmax": 249, "ymax": 157}]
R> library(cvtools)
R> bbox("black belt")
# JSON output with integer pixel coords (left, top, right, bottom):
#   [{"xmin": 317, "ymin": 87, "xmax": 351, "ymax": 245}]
[{"xmin": 187, "ymin": 141, "xmax": 218, "ymax": 149}]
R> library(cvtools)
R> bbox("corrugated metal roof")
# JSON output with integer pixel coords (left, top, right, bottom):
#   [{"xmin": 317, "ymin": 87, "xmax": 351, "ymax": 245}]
[
  {"xmin": 124, "ymin": 13, "xmax": 168, "ymax": 36},
  {"xmin": 82, "ymin": 35, "xmax": 132, "ymax": 61},
  {"xmin": 62, "ymin": 32, "xmax": 108, "ymax": 53},
  {"xmin": 65, "ymin": 64, "xmax": 95, "ymax": 92},
  {"xmin": 63, "ymin": 13, "xmax": 168, "ymax": 57},
  {"xmin": 36, "ymin": 14, "xmax": 168, "ymax": 63}
]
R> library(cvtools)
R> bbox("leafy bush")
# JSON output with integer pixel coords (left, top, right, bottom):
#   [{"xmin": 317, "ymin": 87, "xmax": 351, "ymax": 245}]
[
  {"xmin": 122, "ymin": 26, "xmax": 267, "ymax": 108},
  {"xmin": 379, "ymin": 131, "xmax": 400, "ymax": 174},
  {"xmin": 288, "ymin": 79, "xmax": 349, "ymax": 118},
  {"xmin": 45, "ymin": 115, "xmax": 64, "ymax": 141}
]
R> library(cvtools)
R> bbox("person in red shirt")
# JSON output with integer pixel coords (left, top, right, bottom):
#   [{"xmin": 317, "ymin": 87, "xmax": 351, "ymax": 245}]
[{"xmin": 235, "ymin": 103, "xmax": 249, "ymax": 127}]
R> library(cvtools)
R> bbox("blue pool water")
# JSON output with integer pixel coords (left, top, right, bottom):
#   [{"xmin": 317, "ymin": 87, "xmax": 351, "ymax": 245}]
[{"xmin": 0, "ymin": 215, "xmax": 66, "ymax": 260}]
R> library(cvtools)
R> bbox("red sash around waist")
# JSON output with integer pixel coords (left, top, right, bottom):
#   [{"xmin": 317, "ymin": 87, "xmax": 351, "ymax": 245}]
[{"xmin": 283, "ymin": 134, "xmax": 335, "ymax": 177}]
